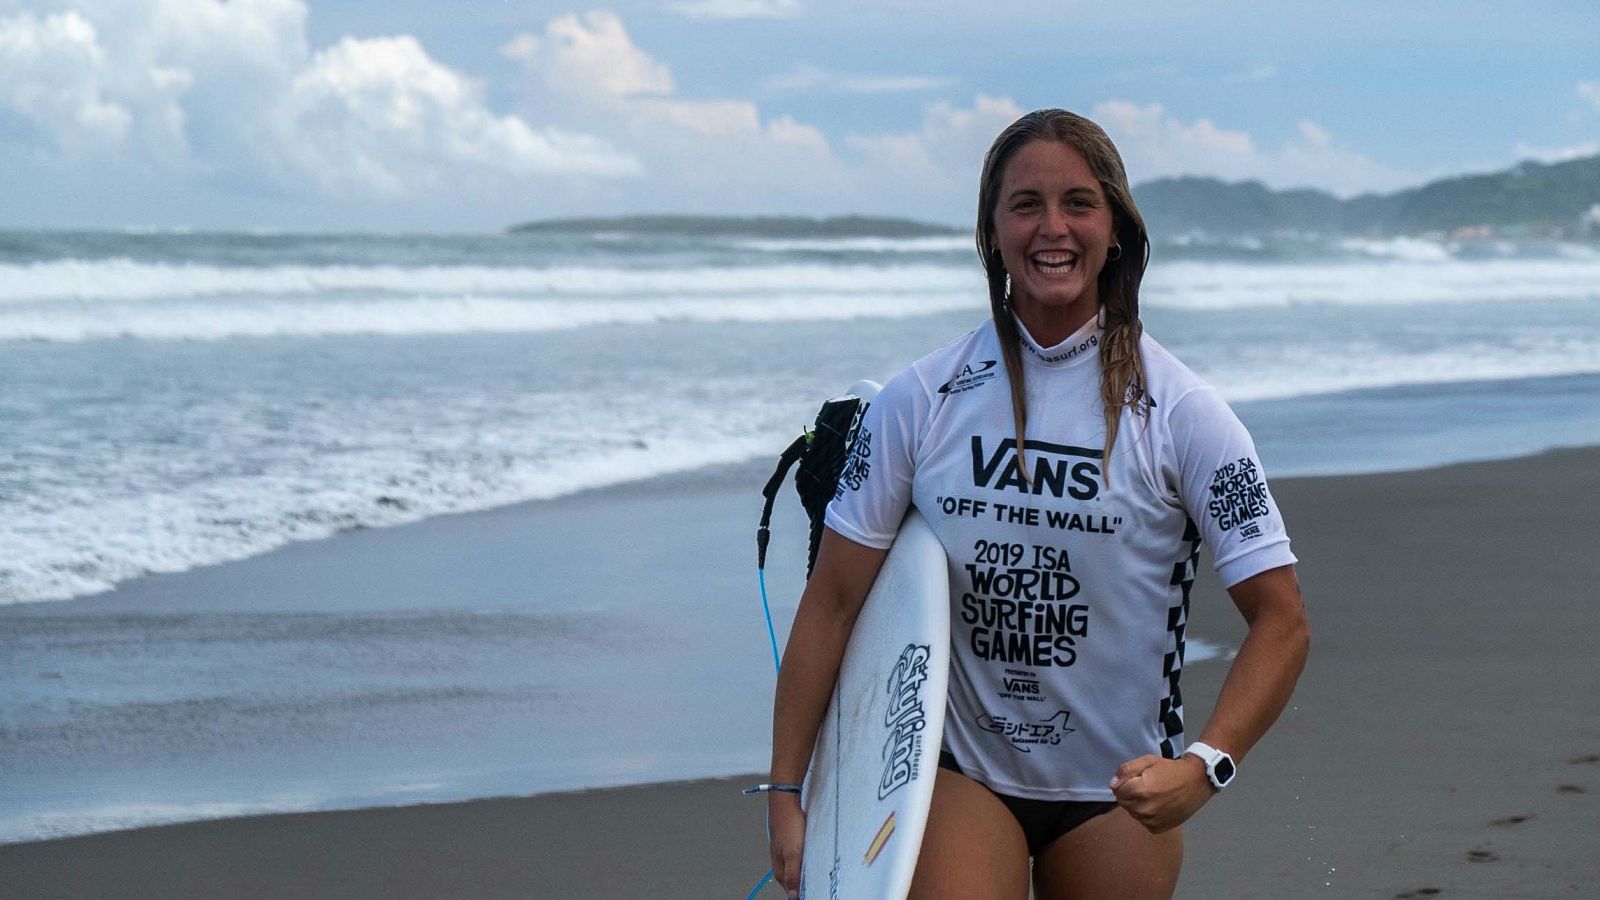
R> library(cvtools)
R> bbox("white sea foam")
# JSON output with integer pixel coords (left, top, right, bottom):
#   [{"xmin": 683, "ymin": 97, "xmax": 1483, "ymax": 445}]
[
  {"xmin": 1205, "ymin": 336, "xmax": 1600, "ymax": 403},
  {"xmin": 8, "ymin": 323, "xmax": 1600, "ymax": 607},
  {"xmin": 0, "ymin": 797, "xmax": 327, "ymax": 844},
  {"xmin": 1141, "ymin": 259, "xmax": 1600, "ymax": 310},
  {"xmin": 3, "ymin": 256, "xmax": 1597, "ymax": 342},
  {"xmin": 1336, "ymin": 236, "xmax": 1454, "ymax": 262},
  {"xmin": 0, "ymin": 259, "xmax": 977, "ymax": 303},
  {"xmin": 0, "ymin": 410, "xmax": 799, "ymax": 605},
  {"xmin": 0, "ymin": 290, "xmax": 989, "ymax": 342}
]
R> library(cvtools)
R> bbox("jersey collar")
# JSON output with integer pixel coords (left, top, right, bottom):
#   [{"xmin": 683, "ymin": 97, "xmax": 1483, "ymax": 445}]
[{"xmin": 1011, "ymin": 309, "xmax": 1104, "ymax": 368}]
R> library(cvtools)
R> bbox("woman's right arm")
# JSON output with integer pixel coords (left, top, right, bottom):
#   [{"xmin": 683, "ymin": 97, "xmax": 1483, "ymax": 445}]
[{"xmin": 767, "ymin": 526, "xmax": 891, "ymax": 898}]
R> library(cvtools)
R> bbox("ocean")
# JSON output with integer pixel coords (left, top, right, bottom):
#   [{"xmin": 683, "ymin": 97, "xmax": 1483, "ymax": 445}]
[{"xmin": 2, "ymin": 226, "xmax": 1599, "ymax": 842}]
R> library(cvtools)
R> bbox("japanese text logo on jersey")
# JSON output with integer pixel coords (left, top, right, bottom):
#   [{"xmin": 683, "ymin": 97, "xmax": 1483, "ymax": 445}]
[{"xmin": 975, "ymin": 709, "xmax": 1076, "ymax": 753}]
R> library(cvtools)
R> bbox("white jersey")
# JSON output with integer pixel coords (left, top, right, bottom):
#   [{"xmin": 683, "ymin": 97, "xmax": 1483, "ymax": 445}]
[{"xmin": 824, "ymin": 314, "xmax": 1296, "ymax": 801}]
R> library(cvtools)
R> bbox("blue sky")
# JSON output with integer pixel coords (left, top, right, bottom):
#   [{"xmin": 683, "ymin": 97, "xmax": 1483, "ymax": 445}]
[{"xmin": 2, "ymin": 0, "xmax": 1596, "ymax": 231}]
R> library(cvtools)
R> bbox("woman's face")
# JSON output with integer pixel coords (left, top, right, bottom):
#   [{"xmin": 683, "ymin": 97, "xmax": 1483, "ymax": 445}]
[{"xmin": 990, "ymin": 139, "xmax": 1116, "ymax": 323}]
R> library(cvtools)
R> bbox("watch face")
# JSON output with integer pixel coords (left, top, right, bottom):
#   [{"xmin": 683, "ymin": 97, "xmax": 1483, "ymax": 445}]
[{"xmin": 1214, "ymin": 756, "xmax": 1236, "ymax": 785}]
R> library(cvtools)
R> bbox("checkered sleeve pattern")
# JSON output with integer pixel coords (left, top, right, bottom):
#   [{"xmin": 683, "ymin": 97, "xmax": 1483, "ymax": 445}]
[{"xmin": 1158, "ymin": 517, "xmax": 1203, "ymax": 760}]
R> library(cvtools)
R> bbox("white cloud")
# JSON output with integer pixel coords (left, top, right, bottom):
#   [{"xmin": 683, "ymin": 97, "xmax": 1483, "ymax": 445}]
[
  {"xmin": 0, "ymin": 11, "xmax": 132, "ymax": 150},
  {"xmin": 142, "ymin": 0, "xmax": 309, "ymax": 75},
  {"xmin": 765, "ymin": 64, "xmax": 955, "ymax": 94},
  {"xmin": 1512, "ymin": 139, "xmax": 1600, "ymax": 164},
  {"xmin": 844, "ymin": 94, "xmax": 1023, "ymax": 186},
  {"xmin": 273, "ymin": 36, "xmax": 640, "ymax": 197},
  {"xmin": 1091, "ymin": 100, "xmax": 1415, "ymax": 196},
  {"xmin": 668, "ymin": 0, "xmax": 802, "ymax": 20},
  {"xmin": 501, "ymin": 11, "xmax": 842, "ymax": 208},
  {"xmin": 1092, "ymin": 99, "xmax": 1256, "ymax": 169},
  {"xmin": 0, "ymin": 0, "xmax": 637, "ymax": 202},
  {"xmin": 499, "ymin": 11, "xmax": 672, "ymax": 100},
  {"xmin": 1578, "ymin": 81, "xmax": 1600, "ymax": 112},
  {"xmin": 0, "ymin": 4, "xmax": 1438, "ymax": 224}
]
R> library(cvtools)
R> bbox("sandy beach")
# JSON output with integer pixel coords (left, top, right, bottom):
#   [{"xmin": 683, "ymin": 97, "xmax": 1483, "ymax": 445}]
[{"xmin": 4, "ymin": 447, "xmax": 1600, "ymax": 899}]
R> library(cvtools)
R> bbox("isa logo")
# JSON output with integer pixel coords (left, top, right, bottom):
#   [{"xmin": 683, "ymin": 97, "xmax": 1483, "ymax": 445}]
[{"xmin": 939, "ymin": 360, "xmax": 998, "ymax": 395}]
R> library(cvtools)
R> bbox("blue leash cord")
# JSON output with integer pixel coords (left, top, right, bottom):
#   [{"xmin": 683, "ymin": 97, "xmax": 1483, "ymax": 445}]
[
  {"xmin": 759, "ymin": 567, "xmax": 782, "ymax": 675},
  {"xmin": 745, "ymin": 566, "xmax": 784, "ymax": 898},
  {"xmin": 745, "ymin": 868, "xmax": 775, "ymax": 900}
]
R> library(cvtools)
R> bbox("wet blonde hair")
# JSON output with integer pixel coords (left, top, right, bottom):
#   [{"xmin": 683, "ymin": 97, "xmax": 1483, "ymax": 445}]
[{"xmin": 975, "ymin": 108, "xmax": 1152, "ymax": 485}]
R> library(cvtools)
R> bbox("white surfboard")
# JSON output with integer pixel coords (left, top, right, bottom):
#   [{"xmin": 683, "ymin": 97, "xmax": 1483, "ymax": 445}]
[{"xmin": 800, "ymin": 383, "xmax": 951, "ymax": 900}]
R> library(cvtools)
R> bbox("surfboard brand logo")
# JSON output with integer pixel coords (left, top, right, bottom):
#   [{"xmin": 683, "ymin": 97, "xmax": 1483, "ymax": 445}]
[
  {"xmin": 938, "ymin": 360, "xmax": 998, "ymax": 394},
  {"xmin": 971, "ymin": 436, "xmax": 1102, "ymax": 500},
  {"xmin": 878, "ymin": 643, "xmax": 931, "ymax": 800},
  {"xmin": 975, "ymin": 709, "xmax": 1075, "ymax": 753}
]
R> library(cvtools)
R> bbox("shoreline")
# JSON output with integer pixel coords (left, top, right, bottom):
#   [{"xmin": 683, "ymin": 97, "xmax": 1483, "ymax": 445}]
[{"xmin": 4, "ymin": 446, "xmax": 1599, "ymax": 897}]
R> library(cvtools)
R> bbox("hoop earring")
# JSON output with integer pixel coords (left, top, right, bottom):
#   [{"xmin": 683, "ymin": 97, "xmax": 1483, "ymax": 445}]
[{"xmin": 1107, "ymin": 243, "xmax": 1123, "ymax": 262}]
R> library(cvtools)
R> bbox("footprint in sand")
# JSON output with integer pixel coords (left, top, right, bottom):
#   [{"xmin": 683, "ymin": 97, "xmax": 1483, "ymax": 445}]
[
  {"xmin": 1556, "ymin": 783, "xmax": 1587, "ymax": 794},
  {"xmin": 1568, "ymin": 753, "xmax": 1600, "ymax": 765},
  {"xmin": 1488, "ymin": 813, "xmax": 1534, "ymax": 826},
  {"xmin": 1466, "ymin": 848, "xmax": 1498, "ymax": 863},
  {"xmin": 1393, "ymin": 888, "xmax": 1442, "ymax": 898}
]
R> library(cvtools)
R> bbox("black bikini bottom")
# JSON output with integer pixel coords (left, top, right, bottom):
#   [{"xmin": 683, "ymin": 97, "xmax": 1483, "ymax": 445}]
[{"xmin": 937, "ymin": 750, "xmax": 1118, "ymax": 857}]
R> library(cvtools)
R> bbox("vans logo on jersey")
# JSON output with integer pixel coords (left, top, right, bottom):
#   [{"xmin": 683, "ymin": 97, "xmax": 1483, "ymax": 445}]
[
  {"xmin": 971, "ymin": 436, "xmax": 1102, "ymax": 500},
  {"xmin": 999, "ymin": 669, "xmax": 1042, "ymax": 700},
  {"xmin": 938, "ymin": 360, "xmax": 998, "ymax": 395}
]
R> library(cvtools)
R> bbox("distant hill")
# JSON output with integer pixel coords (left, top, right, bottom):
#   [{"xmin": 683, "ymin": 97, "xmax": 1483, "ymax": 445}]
[
  {"xmin": 1133, "ymin": 153, "xmax": 1600, "ymax": 237},
  {"xmin": 509, "ymin": 154, "xmax": 1600, "ymax": 240},
  {"xmin": 508, "ymin": 214, "xmax": 963, "ymax": 238}
]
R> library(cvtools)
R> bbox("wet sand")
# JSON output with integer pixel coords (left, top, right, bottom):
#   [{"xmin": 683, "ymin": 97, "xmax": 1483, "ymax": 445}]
[{"xmin": 4, "ymin": 448, "xmax": 1599, "ymax": 898}]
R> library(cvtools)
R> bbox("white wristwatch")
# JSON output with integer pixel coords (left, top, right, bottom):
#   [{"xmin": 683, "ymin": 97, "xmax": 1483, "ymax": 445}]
[{"xmin": 1182, "ymin": 741, "xmax": 1237, "ymax": 791}]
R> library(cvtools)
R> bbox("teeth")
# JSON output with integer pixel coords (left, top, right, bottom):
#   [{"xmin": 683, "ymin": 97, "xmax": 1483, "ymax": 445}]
[{"xmin": 1031, "ymin": 252, "xmax": 1077, "ymax": 267}]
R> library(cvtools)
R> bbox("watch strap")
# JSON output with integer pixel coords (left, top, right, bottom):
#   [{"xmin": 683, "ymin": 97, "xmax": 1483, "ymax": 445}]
[{"xmin": 1183, "ymin": 741, "xmax": 1236, "ymax": 790}]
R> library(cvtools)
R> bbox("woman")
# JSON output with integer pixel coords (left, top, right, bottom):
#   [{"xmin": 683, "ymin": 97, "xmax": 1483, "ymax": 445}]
[{"xmin": 767, "ymin": 108, "xmax": 1310, "ymax": 899}]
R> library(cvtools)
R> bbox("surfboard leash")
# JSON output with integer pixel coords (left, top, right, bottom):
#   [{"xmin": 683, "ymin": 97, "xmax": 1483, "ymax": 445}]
[{"xmin": 746, "ymin": 394, "xmax": 871, "ymax": 898}]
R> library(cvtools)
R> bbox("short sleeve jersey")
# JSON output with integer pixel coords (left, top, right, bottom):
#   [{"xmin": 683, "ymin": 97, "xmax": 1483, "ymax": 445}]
[{"xmin": 824, "ymin": 314, "xmax": 1296, "ymax": 801}]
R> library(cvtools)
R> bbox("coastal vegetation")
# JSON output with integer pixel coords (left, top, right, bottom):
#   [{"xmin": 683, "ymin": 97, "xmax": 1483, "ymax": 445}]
[{"xmin": 511, "ymin": 154, "xmax": 1600, "ymax": 240}]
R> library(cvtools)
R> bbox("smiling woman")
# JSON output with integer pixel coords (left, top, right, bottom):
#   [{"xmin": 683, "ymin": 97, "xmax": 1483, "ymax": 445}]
[{"xmin": 766, "ymin": 109, "xmax": 1310, "ymax": 900}]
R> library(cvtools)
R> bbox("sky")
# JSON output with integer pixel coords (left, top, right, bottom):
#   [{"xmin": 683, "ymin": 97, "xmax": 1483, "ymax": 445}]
[{"xmin": 1, "ymin": 0, "xmax": 1596, "ymax": 231}]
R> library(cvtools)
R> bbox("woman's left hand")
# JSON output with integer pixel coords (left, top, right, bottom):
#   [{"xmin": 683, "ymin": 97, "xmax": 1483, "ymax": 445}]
[{"xmin": 1109, "ymin": 754, "xmax": 1214, "ymax": 833}]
